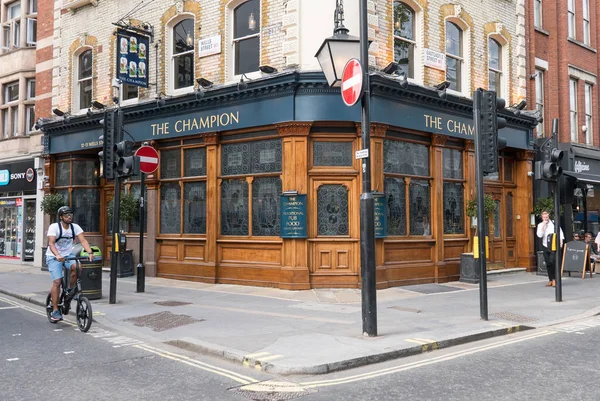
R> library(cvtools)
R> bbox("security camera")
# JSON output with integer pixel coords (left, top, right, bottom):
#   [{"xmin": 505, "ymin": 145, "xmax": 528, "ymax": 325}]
[{"xmin": 42, "ymin": 175, "xmax": 50, "ymax": 182}]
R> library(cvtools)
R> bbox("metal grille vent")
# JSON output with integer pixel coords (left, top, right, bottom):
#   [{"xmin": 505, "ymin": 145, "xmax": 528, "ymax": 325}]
[{"xmin": 123, "ymin": 311, "xmax": 203, "ymax": 332}]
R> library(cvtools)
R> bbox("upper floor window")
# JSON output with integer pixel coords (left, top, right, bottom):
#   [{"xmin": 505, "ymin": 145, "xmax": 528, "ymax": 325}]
[
  {"xmin": 232, "ymin": 0, "xmax": 260, "ymax": 76},
  {"xmin": 75, "ymin": 49, "xmax": 93, "ymax": 111},
  {"xmin": 534, "ymin": 0, "xmax": 542, "ymax": 28},
  {"xmin": 535, "ymin": 69, "xmax": 545, "ymax": 137},
  {"xmin": 170, "ymin": 18, "xmax": 194, "ymax": 92},
  {"xmin": 393, "ymin": 1, "xmax": 415, "ymax": 79},
  {"xmin": 567, "ymin": 0, "xmax": 575, "ymax": 39},
  {"xmin": 583, "ymin": 0, "xmax": 590, "ymax": 45},
  {"xmin": 2, "ymin": 81, "xmax": 19, "ymax": 138},
  {"xmin": 26, "ymin": 78, "xmax": 35, "ymax": 133},
  {"xmin": 445, "ymin": 22, "xmax": 463, "ymax": 92},
  {"xmin": 488, "ymin": 38, "xmax": 503, "ymax": 97},
  {"xmin": 1, "ymin": 1, "xmax": 21, "ymax": 51},
  {"xmin": 585, "ymin": 83, "xmax": 593, "ymax": 145},
  {"xmin": 570, "ymin": 78, "xmax": 578, "ymax": 142}
]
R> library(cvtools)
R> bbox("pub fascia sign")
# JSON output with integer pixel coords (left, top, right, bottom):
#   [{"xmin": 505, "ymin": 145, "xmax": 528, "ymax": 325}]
[
  {"xmin": 424, "ymin": 113, "xmax": 474, "ymax": 136},
  {"xmin": 150, "ymin": 111, "xmax": 240, "ymax": 136}
]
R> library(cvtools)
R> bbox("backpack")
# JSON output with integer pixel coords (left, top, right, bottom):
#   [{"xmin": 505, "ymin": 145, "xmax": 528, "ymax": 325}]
[{"xmin": 56, "ymin": 223, "xmax": 75, "ymax": 242}]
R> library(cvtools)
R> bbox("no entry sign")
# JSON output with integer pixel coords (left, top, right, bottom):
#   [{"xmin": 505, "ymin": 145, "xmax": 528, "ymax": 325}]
[
  {"xmin": 135, "ymin": 145, "xmax": 159, "ymax": 174},
  {"xmin": 341, "ymin": 58, "xmax": 364, "ymax": 107}
]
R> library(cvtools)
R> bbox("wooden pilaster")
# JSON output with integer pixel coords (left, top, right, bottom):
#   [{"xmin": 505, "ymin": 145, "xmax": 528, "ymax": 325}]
[
  {"xmin": 515, "ymin": 150, "xmax": 536, "ymax": 270},
  {"xmin": 432, "ymin": 134, "xmax": 448, "ymax": 281}
]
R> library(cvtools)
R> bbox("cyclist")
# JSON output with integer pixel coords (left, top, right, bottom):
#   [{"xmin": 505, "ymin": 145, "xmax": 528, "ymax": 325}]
[{"xmin": 46, "ymin": 206, "xmax": 94, "ymax": 322}]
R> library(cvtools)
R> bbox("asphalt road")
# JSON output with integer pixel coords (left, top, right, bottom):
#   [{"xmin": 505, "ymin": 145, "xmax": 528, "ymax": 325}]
[{"xmin": 4, "ymin": 293, "xmax": 600, "ymax": 401}]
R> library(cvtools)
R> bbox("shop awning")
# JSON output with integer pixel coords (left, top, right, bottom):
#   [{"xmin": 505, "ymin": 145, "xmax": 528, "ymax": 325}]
[{"xmin": 563, "ymin": 171, "xmax": 600, "ymax": 185}]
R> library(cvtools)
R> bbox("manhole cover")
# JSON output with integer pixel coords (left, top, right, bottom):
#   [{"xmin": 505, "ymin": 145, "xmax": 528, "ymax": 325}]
[
  {"xmin": 153, "ymin": 300, "xmax": 192, "ymax": 307},
  {"xmin": 490, "ymin": 311, "xmax": 537, "ymax": 324},
  {"xmin": 230, "ymin": 381, "xmax": 309, "ymax": 401},
  {"xmin": 122, "ymin": 311, "xmax": 204, "ymax": 332},
  {"xmin": 406, "ymin": 284, "xmax": 462, "ymax": 294}
]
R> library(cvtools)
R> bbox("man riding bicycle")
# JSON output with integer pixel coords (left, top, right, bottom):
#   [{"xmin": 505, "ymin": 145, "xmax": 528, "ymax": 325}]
[{"xmin": 46, "ymin": 206, "xmax": 94, "ymax": 322}]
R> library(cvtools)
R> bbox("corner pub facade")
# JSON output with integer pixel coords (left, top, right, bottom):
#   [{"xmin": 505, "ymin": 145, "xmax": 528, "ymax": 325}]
[{"xmin": 40, "ymin": 0, "xmax": 536, "ymax": 289}]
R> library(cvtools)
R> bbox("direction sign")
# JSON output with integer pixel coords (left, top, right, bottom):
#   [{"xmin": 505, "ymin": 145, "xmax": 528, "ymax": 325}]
[
  {"xmin": 135, "ymin": 145, "xmax": 159, "ymax": 174},
  {"xmin": 341, "ymin": 58, "xmax": 364, "ymax": 107}
]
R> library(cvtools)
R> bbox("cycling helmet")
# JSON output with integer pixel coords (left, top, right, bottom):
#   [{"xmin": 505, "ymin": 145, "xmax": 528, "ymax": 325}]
[{"xmin": 57, "ymin": 206, "xmax": 74, "ymax": 219}]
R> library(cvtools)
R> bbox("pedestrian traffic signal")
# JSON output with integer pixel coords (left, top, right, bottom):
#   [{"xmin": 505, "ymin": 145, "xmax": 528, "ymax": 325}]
[
  {"xmin": 535, "ymin": 146, "xmax": 563, "ymax": 181},
  {"xmin": 98, "ymin": 110, "xmax": 116, "ymax": 180},
  {"xmin": 114, "ymin": 140, "xmax": 138, "ymax": 177},
  {"xmin": 475, "ymin": 89, "xmax": 507, "ymax": 174}
]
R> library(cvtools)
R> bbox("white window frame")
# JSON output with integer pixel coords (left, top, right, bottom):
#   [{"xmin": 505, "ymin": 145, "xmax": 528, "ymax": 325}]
[
  {"xmin": 444, "ymin": 19, "xmax": 470, "ymax": 97},
  {"xmin": 534, "ymin": 0, "xmax": 542, "ymax": 28},
  {"xmin": 393, "ymin": 1, "xmax": 417, "ymax": 80},
  {"xmin": 4, "ymin": 2, "xmax": 21, "ymax": 49},
  {"xmin": 25, "ymin": 104, "xmax": 34, "ymax": 134},
  {"xmin": 26, "ymin": 18, "xmax": 35, "ymax": 45},
  {"xmin": 568, "ymin": 0, "xmax": 576, "ymax": 39},
  {"xmin": 535, "ymin": 69, "xmax": 545, "ymax": 137},
  {"xmin": 26, "ymin": 78, "xmax": 35, "ymax": 99},
  {"xmin": 570, "ymin": 78, "xmax": 578, "ymax": 142},
  {"xmin": 228, "ymin": 0, "xmax": 261, "ymax": 81},
  {"xmin": 488, "ymin": 37, "xmax": 506, "ymax": 99},
  {"xmin": 582, "ymin": 0, "xmax": 590, "ymax": 46},
  {"xmin": 119, "ymin": 83, "xmax": 139, "ymax": 106},
  {"xmin": 29, "ymin": 0, "xmax": 37, "ymax": 14},
  {"xmin": 166, "ymin": 14, "xmax": 195, "ymax": 96},
  {"xmin": 585, "ymin": 83, "xmax": 593, "ymax": 145},
  {"xmin": 2, "ymin": 81, "xmax": 20, "ymax": 137},
  {"xmin": 25, "ymin": 78, "xmax": 35, "ymax": 134},
  {"xmin": 73, "ymin": 47, "xmax": 93, "ymax": 113}
]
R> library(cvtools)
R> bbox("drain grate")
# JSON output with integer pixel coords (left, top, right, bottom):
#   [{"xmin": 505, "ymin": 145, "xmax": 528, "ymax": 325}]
[
  {"xmin": 153, "ymin": 300, "xmax": 192, "ymax": 307},
  {"xmin": 490, "ymin": 311, "xmax": 537, "ymax": 324},
  {"xmin": 122, "ymin": 311, "xmax": 204, "ymax": 332},
  {"xmin": 230, "ymin": 381, "xmax": 309, "ymax": 401}
]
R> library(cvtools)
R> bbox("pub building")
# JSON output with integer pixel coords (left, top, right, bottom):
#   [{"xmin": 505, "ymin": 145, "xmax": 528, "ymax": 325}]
[
  {"xmin": 41, "ymin": 71, "xmax": 537, "ymax": 289},
  {"xmin": 0, "ymin": 159, "xmax": 38, "ymax": 261}
]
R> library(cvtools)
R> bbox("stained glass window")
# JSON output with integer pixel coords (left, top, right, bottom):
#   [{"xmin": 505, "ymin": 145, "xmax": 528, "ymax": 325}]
[
  {"xmin": 384, "ymin": 140, "xmax": 429, "ymax": 176},
  {"xmin": 313, "ymin": 142, "xmax": 353, "ymax": 166},
  {"xmin": 222, "ymin": 139, "xmax": 281, "ymax": 176},
  {"xmin": 72, "ymin": 160, "xmax": 98, "ymax": 186},
  {"xmin": 385, "ymin": 177, "xmax": 406, "ymax": 236},
  {"xmin": 160, "ymin": 149, "xmax": 181, "ymax": 179},
  {"xmin": 443, "ymin": 183, "xmax": 464, "ymax": 234},
  {"xmin": 506, "ymin": 193, "xmax": 513, "ymax": 238},
  {"xmin": 443, "ymin": 149, "xmax": 462, "ymax": 179},
  {"xmin": 184, "ymin": 182, "xmax": 206, "ymax": 234},
  {"xmin": 317, "ymin": 185, "xmax": 349, "ymax": 236},
  {"xmin": 129, "ymin": 184, "xmax": 147, "ymax": 234},
  {"xmin": 221, "ymin": 179, "xmax": 249, "ymax": 235},
  {"xmin": 494, "ymin": 199, "xmax": 501, "ymax": 238},
  {"xmin": 184, "ymin": 147, "xmax": 206, "ymax": 177},
  {"xmin": 409, "ymin": 180, "xmax": 431, "ymax": 235},
  {"xmin": 252, "ymin": 177, "xmax": 281, "ymax": 236},
  {"xmin": 55, "ymin": 162, "xmax": 70, "ymax": 187},
  {"xmin": 160, "ymin": 182, "xmax": 181, "ymax": 234}
]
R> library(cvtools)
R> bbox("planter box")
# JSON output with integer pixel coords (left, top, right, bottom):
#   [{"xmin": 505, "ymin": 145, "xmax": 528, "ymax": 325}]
[{"xmin": 459, "ymin": 253, "xmax": 479, "ymax": 284}]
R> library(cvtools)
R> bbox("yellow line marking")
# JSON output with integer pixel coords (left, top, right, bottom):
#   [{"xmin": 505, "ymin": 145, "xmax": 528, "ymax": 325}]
[
  {"xmin": 135, "ymin": 344, "xmax": 258, "ymax": 384},
  {"xmin": 300, "ymin": 330, "xmax": 554, "ymax": 388},
  {"xmin": 405, "ymin": 339, "xmax": 428, "ymax": 345},
  {"xmin": 258, "ymin": 354, "xmax": 283, "ymax": 362},
  {"xmin": 244, "ymin": 351, "xmax": 271, "ymax": 359},
  {"xmin": 413, "ymin": 338, "xmax": 435, "ymax": 343}
]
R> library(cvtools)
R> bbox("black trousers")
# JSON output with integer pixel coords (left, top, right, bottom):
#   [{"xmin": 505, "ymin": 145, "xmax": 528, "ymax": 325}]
[{"xmin": 544, "ymin": 248, "xmax": 556, "ymax": 281}]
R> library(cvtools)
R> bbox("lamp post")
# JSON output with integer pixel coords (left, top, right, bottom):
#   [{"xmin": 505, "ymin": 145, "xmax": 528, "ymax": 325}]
[{"xmin": 315, "ymin": 0, "xmax": 377, "ymax": 337}]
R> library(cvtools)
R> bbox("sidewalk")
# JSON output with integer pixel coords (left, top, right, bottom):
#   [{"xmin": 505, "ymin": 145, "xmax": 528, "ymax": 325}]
[{"xmin": 1, "ymin": 262, "xmax": 599, "ymax": 375}]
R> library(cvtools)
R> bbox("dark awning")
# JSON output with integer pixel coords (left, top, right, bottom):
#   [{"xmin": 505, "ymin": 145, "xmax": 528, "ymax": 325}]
[{"xmin": 563, "ymin": 171, "xmax": 600, "ymax": 185}]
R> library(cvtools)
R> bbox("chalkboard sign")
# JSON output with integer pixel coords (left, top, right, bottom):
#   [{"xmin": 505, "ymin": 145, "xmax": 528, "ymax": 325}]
[
  {"xmin": 280, "ymin": 194, "xmax": 307, "ymax": 238},
  {"xmin": 373, "ymin": 193, "xmax": 387, "ymax": 239},
  {"xmin": 561, "ymin": 240, "xmax": 591, "ymax": 278}
]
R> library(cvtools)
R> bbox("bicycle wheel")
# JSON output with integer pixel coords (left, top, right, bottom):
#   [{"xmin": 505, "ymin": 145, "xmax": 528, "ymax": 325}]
[
  {"xmin": 45, "ymin": 293, "xmax": 56, "ymax": 324},
  {"xmin": 76, "ymin": 296, "xmax": 93, "ymax": 332}
]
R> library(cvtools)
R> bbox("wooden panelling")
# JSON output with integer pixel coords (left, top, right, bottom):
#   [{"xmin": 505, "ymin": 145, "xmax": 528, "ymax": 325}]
[
  {"xmin": 310, "ymin": 241, "xmax": 357, "ymax": 273},
  {"xmin": 218, "ymin": 242, "xmax": 282, "ymax": 266},
  {"xmin": 384, "ymin": 241, "xmax": 434, "ymax": 264},
  {"xmin": 183, "ymin": 243, "xmax": 205, "ymax": 260},
  {"xmin": 217, "ymin": 265, "xmax": 281, "ymax": 288},
  {"xmin": 159, "ymin": 243, "xmax": 178, "ymax": 259},
  {"xmin": 157, "ymin": 262, "xmax": 216, "ymax": 283}
]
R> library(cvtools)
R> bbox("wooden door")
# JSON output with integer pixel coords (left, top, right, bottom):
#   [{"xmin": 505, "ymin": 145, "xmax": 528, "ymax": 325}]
[{"xmin": 486, "ymin": 188, "xmax": 505, "ymax": 269}]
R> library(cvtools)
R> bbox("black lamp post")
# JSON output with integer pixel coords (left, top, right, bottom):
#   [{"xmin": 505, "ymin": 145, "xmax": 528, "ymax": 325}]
[{"xmin": 315, "ymin": 0, "xmax": 377, "ymax": 337}]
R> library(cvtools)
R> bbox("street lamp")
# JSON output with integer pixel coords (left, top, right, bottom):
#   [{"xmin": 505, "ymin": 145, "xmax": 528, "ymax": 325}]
[{"xmin": 314, "ymin": 0, "xmax": 360, "ymax": 87}]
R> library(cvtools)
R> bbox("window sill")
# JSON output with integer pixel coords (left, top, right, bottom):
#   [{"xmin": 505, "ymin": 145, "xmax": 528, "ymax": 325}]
[
  {"xmin": 534, "ymin": 27, "xmax": 550, "ymax": 36},
  {"xmin": 567, "ymin": 38, "xmax": 597, "ymax": 53},
  {"xmin": 62, "ymin": 0, "xmax": 98, "ymax": 13}
]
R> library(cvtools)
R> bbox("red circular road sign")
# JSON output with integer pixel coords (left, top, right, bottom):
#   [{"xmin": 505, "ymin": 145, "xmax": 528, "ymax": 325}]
[
  {"xmin": 341, "ymin": 58, "xmax": 364, "ymax": 107},
  {"xmin": 135, "ymin": 145, "xmax": 159, "ymax": 174}
]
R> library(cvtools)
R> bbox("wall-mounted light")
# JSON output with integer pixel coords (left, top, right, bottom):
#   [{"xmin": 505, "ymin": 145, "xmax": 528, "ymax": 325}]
[
  {"xmin": 196, "ymin": 77, "xmax": 213, "ymax": 88},
  {"xmin": 156, "ymin": 97, "xmax": 166, "ymax": 108},
  {"xmin": 436, "ymin": 81, "xmax": 451, "ymax": 99},
  {"xmin": 52, "ymin": 108, "xmax": 66, "ymax": 117},
  {"xmin": 259, "ymin": 65, "xmax": 277, "ymax": 74},
  {"xmin": 248, "ymin": 12, "xmax": 256, "ymax": 30},
  {"xmin": 382, "ymin": 62, "xmax": 408, "ymax": 89},
  {"xmin": 237, "ymin": 73, "xmax": 251, "ymax": 91},
  {"xmin": 530, "ymin": 213, "xmax": 536, "ymax": 228},
  {"xmin": 92, "ymin": 100, "xmax": 106, "ymax": 110}
]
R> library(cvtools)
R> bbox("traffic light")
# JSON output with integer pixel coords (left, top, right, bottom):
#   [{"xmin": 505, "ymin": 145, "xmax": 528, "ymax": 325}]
[
  {"xmin": 475, "ymin": 89, "xmax": 507, "ymax": 174},
  {"xmin": 535, "ymin": 145, "xmax": 563, "ymax": 181},
  {"xmin": 114, "ymin": 140, "xmax": 138, "ymax": 177},
  {"xmin": 98, "ymin": 110, "xmax": 116, "ymax": 180}
]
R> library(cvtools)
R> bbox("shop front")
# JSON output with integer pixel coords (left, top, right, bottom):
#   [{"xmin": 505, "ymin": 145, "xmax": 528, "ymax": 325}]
[
  {"xmin": 42, "ymin": 72, "xmax": 536, "ymax": 289},
  {"xmin": 0, "ymin": 160, "xmax": 37, "ymax": 261}
]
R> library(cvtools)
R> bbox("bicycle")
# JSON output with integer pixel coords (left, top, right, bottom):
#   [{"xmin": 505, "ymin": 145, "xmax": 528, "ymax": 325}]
[{"xmin": 45, "ymin": 257, "xmax": 93, "ymax": 332}]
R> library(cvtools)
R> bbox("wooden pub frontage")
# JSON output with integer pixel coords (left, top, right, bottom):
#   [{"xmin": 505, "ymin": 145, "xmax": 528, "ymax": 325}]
[{"xmin": 41, "ymin": 71, "xmax": 537, "ymax": 289}]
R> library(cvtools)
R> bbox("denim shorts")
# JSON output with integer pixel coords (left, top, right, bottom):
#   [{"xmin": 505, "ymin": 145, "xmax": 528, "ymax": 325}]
[{"xmin": 46, "ymin": 257, "xmax": 75, "ymax": 281}]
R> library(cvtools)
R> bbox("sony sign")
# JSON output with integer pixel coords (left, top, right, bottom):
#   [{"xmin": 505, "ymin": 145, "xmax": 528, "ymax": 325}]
[{"xmin": 574, "ymin": 160, "xmax": 591, "ymax": 173}]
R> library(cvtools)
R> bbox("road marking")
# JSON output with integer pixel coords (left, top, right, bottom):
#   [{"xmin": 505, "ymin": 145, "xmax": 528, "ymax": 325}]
[
  {"xmin": 7, "ymin": 358, "xmax": 19, "ymax": 361},
  {"xmin": 405, "ymin": 339, "xmax": 429, "ymax": 345},
  {"xmin": 0, "ymin": 306, "xmax": 20, "ymax": 310},
  {"xmin": 300, "ymin": 330, "xmax": 555, "ymax": 388},
  {"xmin": 134, "ymin": 344, "xmax": 259, "ymax": 385},
  {"xmin": 93, "ymin": 311, "xmax": 105, "ymax": 316},
  {"xmin": 54, "ymin": 329, "xmax": 63, "ymax": 332},
  {"xmin": 64, "ymin": 351, "xmax": 74, "ymax": 354},
  {"xmin": 259, "ymin": 354, "xmax": 283, "ymax": 362},
  {"xmin": 12, "ymin": 333, "xmax": 21, "ymax": 336},
  {"xmin": 244, "ymin": 351, "xmax": 271, "ymax": 359}
]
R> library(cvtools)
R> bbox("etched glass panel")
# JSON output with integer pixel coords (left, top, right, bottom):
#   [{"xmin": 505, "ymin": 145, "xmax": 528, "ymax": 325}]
[
  {"xmin": 494, "ymin": 200, "xmax": 501, "ymax": 238},
  {"xmin": 504, "ymin": 160, "xmax": 513, "ymax": 182},
  {"xmin": 506, "ymin": 193, "xmax": 514, "ymax": 238},
  {"xmin": 160, "ymin": 182, "xmax": 181, "ymax": 234},
  {"xmin": 72, "ymin": 160, "xmax": 99, "ymax": 186},
  {"xmin": 443, "ymin": 148, "xmax": 462, "ymax": 179},
  {"xmin": 251, "ymin": 139, "xmax": 282, "ymax": 174},
  {"xmin": 184, "ymin": 182, "xmax": 206, "ymax": 234},
  {"xmin": 443, "ymin": 182, "xmax": 464, "ymax": 234},
  {"xmin": 72, "ymin": 189, "xmax": 100, "ymax": 232},
  {"xmin": 55, "ymin": 162, "xmax": 70, "ymax": 187},
  {"xmin": 384, "ymin": 140, "xmax": 429, "ymax": 176},
  {"xmin": 317, "ymin": 185, "xmax": 348, "ymax": 236},
  {"xmin": 221, "ymin": 142, "xmax": 251, "ymax": 176},
  {"xmin": 129, "ymin": 184, "xmax": 147, "ymax": 234},
  {"xmin": 313, "ymin": 142, "xmax": 353, "ymax": 166},
  {"xmin": 409, "ymin": 180, "xmax": 431, "ymax": 235},
  {"xmin": 160, "ymin": 149, "xmax": 181, "ymax": 179},
  {"xmin": 252, "ymin": 177, "xmax": 281, "ymax": 236},
  {"xmin": 184, "ymin": 147, "xmax": 206, "ymax": 177},
  {"xmin": 221, "ymin": 179, "xmax": 249, "ymax": 235},
  {"xmin": 385, "ymin": 177, "xmax": 406, "ymax": 236}
]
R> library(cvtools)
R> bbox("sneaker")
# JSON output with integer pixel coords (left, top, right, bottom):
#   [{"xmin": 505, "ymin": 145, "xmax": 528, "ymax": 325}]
[{"xmin": 50, "ymin": 310, "xmax": 63, "ymax": 322}]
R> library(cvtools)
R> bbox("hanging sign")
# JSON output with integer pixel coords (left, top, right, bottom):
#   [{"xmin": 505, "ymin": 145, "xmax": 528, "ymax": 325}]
[{"xmin": 116, "ymin": 29, "xmax": 150, "ymax": 88}]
